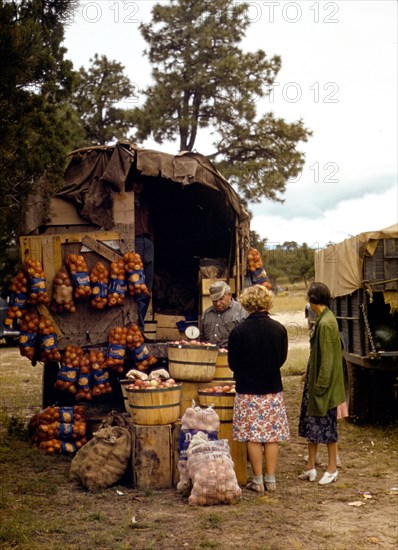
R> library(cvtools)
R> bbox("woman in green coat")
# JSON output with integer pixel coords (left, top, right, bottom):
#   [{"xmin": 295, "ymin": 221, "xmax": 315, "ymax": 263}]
[{"xmin": 298, "ymin": 282, "xmax": 345, "ymax": 485}]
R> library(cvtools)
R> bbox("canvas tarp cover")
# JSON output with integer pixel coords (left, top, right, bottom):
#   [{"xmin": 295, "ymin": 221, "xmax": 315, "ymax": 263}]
[
  {"xmin": 23, "ymin": 141, "xmax": 250, "ymax": 248},
  {"xmin": 315, "ymin": 224, "xmax": 398, "ymax": 298}
]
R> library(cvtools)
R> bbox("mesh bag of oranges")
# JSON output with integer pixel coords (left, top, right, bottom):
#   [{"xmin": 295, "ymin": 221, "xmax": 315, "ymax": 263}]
[
  {"xmin": 5, "ymin": 271, "xmax": 28, "ymax": 325},
  {"xmin": 108, "ymin": 259, "xmax": 127, "ymax": 306},
  {"xmin": 66, "ymin": 254, "xmax": 91, "ymax": 299},
  {"xmin": 25, "ymin": 258, "xmax": 49, "ymax": 305},
  {"xmin": 123, "ymin": 251, "xmax": 149, "ymax": 296},
  {"xmin": 247, "ymin": 247, "xmax": 272, "ymax": 289}
]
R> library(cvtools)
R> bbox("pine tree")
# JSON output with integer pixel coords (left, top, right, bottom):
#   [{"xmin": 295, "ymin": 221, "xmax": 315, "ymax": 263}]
[
  {"xmin": 72, "ymin": 54, "xmax": 136, "ymax": 145},
  {"xmin": 133, "ymin": 0, "xmax": 311, "ymax": 203},
  {"xmin": 0, "ymin": 0, "xmax": 77, "ymax": 292}
]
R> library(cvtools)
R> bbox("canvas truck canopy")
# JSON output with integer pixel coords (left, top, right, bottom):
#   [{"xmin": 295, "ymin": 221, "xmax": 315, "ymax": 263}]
[
  {"xmin": 315, "ymin": 224, "xmax": 398, "ymax": 298},
  {"xmin": 21, "ymin": 141, "xmax": 251, "ymax": 314}
]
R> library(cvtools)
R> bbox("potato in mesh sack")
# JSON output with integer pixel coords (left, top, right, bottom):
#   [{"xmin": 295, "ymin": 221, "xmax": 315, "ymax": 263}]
[
  {"xmin": 70, "ymin": 417, "xmax": 132, "ymax": 491},
  {"xmin": 177, "ymin": 403, "xmax": 219, "ymax": 493},
  {"xmin": 50, "ymin": 266, "xmax": 76, "ymax": 313},
  {"xmin": 186, "ymin": 432, "xmax": 242, "ymax": 506}
]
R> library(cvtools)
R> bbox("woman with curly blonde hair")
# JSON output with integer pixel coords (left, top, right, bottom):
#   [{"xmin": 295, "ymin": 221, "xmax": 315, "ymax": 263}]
[{"xmin": 228, "ymin": 285, "xmax": 290, "ymax": 493}]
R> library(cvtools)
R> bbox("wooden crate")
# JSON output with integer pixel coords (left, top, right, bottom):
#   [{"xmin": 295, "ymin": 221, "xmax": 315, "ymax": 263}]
[
  {"xmin": 155, "ymin": 313, "xmax": 186, "ymax": 341},
  {"xmin": 131, "ymin": 424, "xmax": 173, "ymax": 489},
  {"xmin": 172, "ymin": 422, "xmax": 182, "ymax": 486},
  {"xmin": 200, "ymin": 295, "xmax": 213, "ymax": 314},
  {"xmin": 180, "ymin": 381, "xmax": 213, "ymax": 415},
  {"xmin": 19, "ymin": 231, "xmax": 137, "ymax": 349},
  {"xmin": 218, "ymin": 422, "xmax": 248, "ymax": 486}
]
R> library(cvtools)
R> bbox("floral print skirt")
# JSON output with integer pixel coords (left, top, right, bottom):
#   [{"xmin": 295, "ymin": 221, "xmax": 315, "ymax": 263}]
[
  {"xmin": 298, "ymin": 375, "xmax": 338, "ymax": 444},
  {"xmin": 233, "ymin": 392, "xmax": 290, "ymax": 443}
]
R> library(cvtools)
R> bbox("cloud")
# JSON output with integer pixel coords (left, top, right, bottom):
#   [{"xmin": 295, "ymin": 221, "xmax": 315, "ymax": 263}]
[
  {"xmin": 251, "ymin": 174, "xmax": 396, "ymax": 220},
  {"xmin": 251, "ymin": 185, "xmax": 398, "ymax": 246}
]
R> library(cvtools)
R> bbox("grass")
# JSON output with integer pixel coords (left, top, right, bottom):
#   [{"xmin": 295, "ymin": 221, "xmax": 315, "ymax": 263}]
[
  {"xmin": 282, "ymin": 348, "xmax": 308, "ymax": 377},
  {"xmin": 0, "ymin": 347, "xmax": 42, "ymax": 433},
  {"xmin": 2, "ymin": 289, "xmax": 396, "ymax": 549},
  {"xmin": 1, "ymin": 357, "xmax": 397, "ymax": 549},
  {"xmin": 272, "ymin": 291, "xmax": 307, "ymax": 313}
]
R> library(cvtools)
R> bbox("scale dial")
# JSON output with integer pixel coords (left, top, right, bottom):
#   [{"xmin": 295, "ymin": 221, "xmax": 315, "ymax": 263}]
[{"xmin": 185, "ymin": 325, "xmax": 200, "ymax": 340}]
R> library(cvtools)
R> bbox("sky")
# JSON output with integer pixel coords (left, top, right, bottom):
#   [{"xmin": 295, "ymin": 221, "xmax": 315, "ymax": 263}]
[{"xmin": 64, "ymin": 0, "xmax": 398, "ymax": 248}]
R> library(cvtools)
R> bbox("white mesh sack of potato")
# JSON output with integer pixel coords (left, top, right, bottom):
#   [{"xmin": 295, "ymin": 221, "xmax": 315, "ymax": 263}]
[
  {"xmin": 186, "ymin": 432, "xmax": 242, "ymax": 506},
  {"xmin": 176, "ymin": 404, "xmax": 220, "ymax": 493}
]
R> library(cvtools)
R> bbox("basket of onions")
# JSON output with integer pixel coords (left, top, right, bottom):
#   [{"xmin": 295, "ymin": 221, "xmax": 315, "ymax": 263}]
[{"xmin": 125, "ymin": 373, "xmax": 182, "ymax": 425}]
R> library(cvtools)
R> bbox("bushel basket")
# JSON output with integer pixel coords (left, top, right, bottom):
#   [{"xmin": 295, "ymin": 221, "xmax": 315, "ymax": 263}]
[
  {"xmin": 197, "ymin": 390, "xmax": 235, "ymax": 422},
  {"xmin": 167, "ymin": 344, "xmax": 218, "ymax": 382},
  {"xmin": 214, "ymin": 351, "xmax": 234, "ymax": 383},
  {"xmin": 126, "ymin": 384, "xmax": 182, "ymax": 425}
]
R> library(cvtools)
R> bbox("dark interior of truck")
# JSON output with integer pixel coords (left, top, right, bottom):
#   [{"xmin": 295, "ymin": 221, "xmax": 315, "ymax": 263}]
[{"xmin": 126, "ymin": 170, "xmax": 237, "ymax": 315}]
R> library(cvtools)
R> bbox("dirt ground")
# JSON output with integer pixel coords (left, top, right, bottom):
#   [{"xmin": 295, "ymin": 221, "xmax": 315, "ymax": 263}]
[{"xmin": 1, "ymin": 311, "xmax": 397, "ymax": 549}]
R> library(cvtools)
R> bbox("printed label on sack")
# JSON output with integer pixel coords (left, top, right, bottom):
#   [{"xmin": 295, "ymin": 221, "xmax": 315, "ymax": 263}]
[{"xmin": 178, "ymin": 429, "xmax": 218, "ymax": 461}]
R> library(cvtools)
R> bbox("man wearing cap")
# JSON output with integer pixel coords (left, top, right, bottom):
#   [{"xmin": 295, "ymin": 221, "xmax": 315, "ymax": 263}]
[{"xmin": 201, "ymin": 281, "xmax": 248, "ymax": 348}]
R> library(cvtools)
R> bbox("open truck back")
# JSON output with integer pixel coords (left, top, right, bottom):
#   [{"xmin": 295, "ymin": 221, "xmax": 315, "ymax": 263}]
[
  {"xmin": 315, "ymin": 224, "xmax": 398, "ymax": 423},
  {"xmin": 19, "ymin": 141, "xmax": 250, "ymax": 408}
]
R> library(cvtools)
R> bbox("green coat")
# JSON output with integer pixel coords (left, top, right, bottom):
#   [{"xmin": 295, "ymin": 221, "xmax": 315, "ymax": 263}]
[{"xmin": 307, "ymin": 307, "xmax": 345, "ymax": 417}]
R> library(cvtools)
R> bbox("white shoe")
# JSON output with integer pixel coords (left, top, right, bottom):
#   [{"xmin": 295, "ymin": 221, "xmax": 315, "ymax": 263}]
[
  {"xmin": 246, "ymin": 481, "xmax": 265, "ymax": 494},
  {"xmin": 318, "ymin": 471, "xmax": 338, "ymax": 485},
  {"xmin": 304, "ymin": 454, "xmax": 342, "ymax": 467},
  {"xmin": 304, "ymin": 453, "xmax": 321, "ymax": 466},
  {"xmin": 298, "ymin": 469, "xmax": 317, "ymax": 482}
]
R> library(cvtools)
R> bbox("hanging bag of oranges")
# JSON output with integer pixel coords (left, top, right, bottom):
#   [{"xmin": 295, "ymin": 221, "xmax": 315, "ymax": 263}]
[
  {"xmin": 123, "ymin": 251, "xmax": 149, "ymax": 296},
  {"xmin": 66, "ymin": 254, "xmax": 91, "ymax": 299},
  {"xmin": 107, "ymin": 259, "xmax": 126, "ymax": 306}
]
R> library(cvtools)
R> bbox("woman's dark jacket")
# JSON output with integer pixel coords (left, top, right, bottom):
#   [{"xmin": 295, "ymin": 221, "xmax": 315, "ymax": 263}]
[{"xmin": 228, "ymin": 311, "xmax": 288, "ymax": 395}]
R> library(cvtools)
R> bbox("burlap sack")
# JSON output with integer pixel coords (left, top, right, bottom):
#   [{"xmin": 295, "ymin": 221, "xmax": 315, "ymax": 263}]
[{"xmin": 70, "ymin": 424, "xmax": 131, "ymax": 491}]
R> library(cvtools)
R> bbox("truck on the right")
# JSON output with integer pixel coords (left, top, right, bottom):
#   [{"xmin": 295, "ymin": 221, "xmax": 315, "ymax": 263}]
[{"xmin": 315, "ymin": 224, "xmax": 398, "ymax": 424}]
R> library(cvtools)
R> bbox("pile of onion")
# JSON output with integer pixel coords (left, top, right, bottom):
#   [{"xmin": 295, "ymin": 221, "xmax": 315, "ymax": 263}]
[
  {"xmin": 200, "ymin": 384, "xmax": 236, "ymax": 394},
  {"xmin": 177, "ymin": 404, "xmax": 220, "ymax": 493},
  {"xmin": 169, "ymin": 339, "xmax": 217, "ymax": 347},
  {"xmin": 126, "ymin": 376, "xmax": 178, "ymax": 390},
  {"xmin": 187, "ymin": 435, "xmax": 242, "ymax": 506}
]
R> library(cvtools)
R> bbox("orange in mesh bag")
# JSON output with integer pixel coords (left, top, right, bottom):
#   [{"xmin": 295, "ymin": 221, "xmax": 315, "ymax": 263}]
[{"xmin": 186, "ymin": 432, "xmax": 242, "ymax": 506}]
